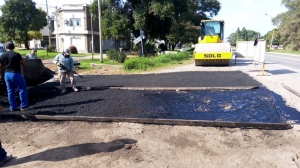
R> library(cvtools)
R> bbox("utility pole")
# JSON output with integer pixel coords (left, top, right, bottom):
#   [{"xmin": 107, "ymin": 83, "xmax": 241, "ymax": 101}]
[
  {"xmin": 46, "ymin": 0, "xmax": 50, "ymax": 56},
  {"xmin": 98, "ymin": 0, "xmax": 103, "ymax": 63},
  {"xmin": 91, "ymin": 13, "xmax": 94, "ymax": 59},
  {"xmin": 265, "ymin": 13, "xmax": 276, "ymax": 49},
  {"xmin": 236, "ymin": 29, "xmax": 239, "ymax": 47},
  {"xmin": 90, "ymin": 0, "xmax": 94, "ymax": 59},
  {"xmin": 55, "ymin": 6, "xmax": 59, "ymax": 52}
]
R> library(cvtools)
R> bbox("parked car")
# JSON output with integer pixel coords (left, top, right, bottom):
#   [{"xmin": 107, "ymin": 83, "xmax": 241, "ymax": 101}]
[{"xmin": 0, "ymin": 43, "xmax": 6, "ymax": 56}]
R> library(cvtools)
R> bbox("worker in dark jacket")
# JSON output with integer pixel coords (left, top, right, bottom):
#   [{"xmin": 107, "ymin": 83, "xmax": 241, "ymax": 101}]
[{"xmin": 0, "ymin": 42, "xmax": 31, "ymax": 111}]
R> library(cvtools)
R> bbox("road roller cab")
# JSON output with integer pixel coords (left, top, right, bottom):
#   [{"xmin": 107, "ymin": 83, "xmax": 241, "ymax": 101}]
[{"xmin": 194, "ymin": 20, "xmax": 233, "ymax": 66}]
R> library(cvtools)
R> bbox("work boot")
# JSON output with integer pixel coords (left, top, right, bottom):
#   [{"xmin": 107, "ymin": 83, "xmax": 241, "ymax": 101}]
[
  {"xmin": 20, "ymin": 106, "xmax": 33, "ymax": 111},
  {"xmin": 0, "ymin": 154, "xmax": 13, "ymax": 167}
]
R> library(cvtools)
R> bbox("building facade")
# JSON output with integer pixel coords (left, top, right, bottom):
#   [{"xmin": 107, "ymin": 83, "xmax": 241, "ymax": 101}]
[{"xmin": 30, "ymin": 4, "xmax": 129, "ymax": 53}]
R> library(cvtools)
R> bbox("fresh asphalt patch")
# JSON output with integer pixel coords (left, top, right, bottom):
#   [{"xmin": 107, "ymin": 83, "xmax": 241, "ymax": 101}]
[{"xmin": 0, "ymin": 71, "xmax": 295, "ymax": 129}]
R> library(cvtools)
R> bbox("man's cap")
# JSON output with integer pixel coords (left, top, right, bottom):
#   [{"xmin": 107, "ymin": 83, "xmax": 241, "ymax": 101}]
[
  {"xmin": 63, "ymin": 48, "xmax": 70, "ymax": 55},
  {"xmin": 5, "ymin": 42, "xmax": 15, "ymax": 50}
]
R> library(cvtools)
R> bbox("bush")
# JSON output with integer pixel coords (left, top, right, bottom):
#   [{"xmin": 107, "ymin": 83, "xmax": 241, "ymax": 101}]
[
  {"xmin": 123, "ymin": 57, "xmax": 155, "ymax": 70},
  {"xmin": 107, "ymin": 49, "xmax": 127, "ymax": 63},
  {"xmin": 144, "ymin": 40, "xmax": 157, "ymax": 56},
  {"xmin": 45, "ymin": 45, "xmax": 56, "ymax": 52},
  {"xmin": 123, "ymin": 52, "xmax": 191, "ymax": 70},
  {"xmin": 69, "ymin": 45, "xmax": 78, "ymax": 54}
]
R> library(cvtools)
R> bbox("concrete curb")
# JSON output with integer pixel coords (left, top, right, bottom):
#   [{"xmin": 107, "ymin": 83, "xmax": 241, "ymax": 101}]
[
  {"xmin": 82, "ymin": 86, "xmax": 259, "ymax": 91},
  {"xmin": 282, "ymin": 83, "xmax": 300, "ymax": 98},
  {"xmin": 0, "ymin": 114, "xmax": 291, "ymax": 130}
]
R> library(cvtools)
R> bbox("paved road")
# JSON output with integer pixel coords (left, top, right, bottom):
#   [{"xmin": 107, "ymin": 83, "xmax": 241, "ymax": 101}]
[{"xmin": 265, "ymin": 52, "xmax": 300, "ymax": 72}]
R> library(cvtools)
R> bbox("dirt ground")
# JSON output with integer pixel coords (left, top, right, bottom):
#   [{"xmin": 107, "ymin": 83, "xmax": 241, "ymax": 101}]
[{"xmin": 1, "ymin": 58, "xmax": 300, "ymax": 168}]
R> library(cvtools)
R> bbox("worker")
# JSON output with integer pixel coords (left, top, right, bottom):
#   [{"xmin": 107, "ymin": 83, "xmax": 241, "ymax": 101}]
[
  {"xmin": 0, "ymin": 42, "xmax": 31, "ymax": 111},
  {"xmin": 24, "ymin": 48, "xmax": 38, "ymax": 59},
  {"xmin": 53, "ymin": 48, "xmax": 79, "ymax": 93}
]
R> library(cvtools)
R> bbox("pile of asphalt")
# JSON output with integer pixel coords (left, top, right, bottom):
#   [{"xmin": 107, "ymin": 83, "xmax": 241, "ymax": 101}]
[{"xmin": 0, "ymin": 71, "xmax": 292, "ymax": 125}]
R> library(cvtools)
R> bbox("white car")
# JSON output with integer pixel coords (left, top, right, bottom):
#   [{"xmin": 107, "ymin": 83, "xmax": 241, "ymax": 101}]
[{"xmin": 0, "ymin": 43, "xmax": 6, "ymax": 56}]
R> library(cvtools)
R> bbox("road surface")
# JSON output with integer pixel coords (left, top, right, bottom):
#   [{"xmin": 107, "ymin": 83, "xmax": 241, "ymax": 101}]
[{"xmin": 265, "ymin": 52, "xmax": 300, "ymax": 72}]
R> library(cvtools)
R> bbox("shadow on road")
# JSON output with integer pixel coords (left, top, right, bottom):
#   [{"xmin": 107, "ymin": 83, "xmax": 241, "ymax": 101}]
[{"xmin": 267, "ymin": 69, "xmax": 297, "ymax": 75}]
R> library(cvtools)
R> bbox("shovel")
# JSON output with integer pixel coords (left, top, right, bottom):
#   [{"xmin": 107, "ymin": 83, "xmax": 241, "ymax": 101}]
[{"xmin": 58, "ymin": 63, "xmax": 87, "ymax": 78}]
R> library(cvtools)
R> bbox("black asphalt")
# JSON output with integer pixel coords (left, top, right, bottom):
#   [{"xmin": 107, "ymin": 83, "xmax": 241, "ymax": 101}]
[{"xmin": 1, "ymin": 71, "xmax": 298, "ymax": 124}]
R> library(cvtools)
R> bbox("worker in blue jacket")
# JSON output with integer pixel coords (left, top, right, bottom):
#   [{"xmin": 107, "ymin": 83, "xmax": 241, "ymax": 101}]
[{"xmin": 53, "ymin": 48, "xmax": 78, "ymax": 93}]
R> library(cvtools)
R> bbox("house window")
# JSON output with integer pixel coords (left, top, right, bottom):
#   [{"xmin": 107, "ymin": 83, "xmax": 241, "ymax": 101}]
[{"xmin": 70, "ymin": 18, "xmax": 81, "ymax": 26}]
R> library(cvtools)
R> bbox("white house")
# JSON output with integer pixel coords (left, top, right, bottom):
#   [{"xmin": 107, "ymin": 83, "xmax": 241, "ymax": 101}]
[{"xmin": 30, "ymin": 4, "xmax": 129, "ymax": 53}]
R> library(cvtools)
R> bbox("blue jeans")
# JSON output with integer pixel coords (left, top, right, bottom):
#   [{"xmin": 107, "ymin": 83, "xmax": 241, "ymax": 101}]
[
  {"xmin": 4, "ymin": 72, "xmax": 28, "ymax": 110},
  {"xmin": 0, "ymin": 141, "xmax": 7, "ymax": 161}
]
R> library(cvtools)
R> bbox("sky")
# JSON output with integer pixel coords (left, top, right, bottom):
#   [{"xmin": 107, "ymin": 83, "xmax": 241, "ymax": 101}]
[
  {"xmin": 0, "ymin": 0, "xmax": 287, "ymax": 39},
  {"xmin": 213, "ymin": 0, "xmax": 287, "ymax": 38}
]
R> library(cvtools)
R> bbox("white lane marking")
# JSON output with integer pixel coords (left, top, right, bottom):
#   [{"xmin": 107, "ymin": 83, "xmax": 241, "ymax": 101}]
[{"xmin": 266, "ymin": 54, "xmax": 300, "ymax": 61}]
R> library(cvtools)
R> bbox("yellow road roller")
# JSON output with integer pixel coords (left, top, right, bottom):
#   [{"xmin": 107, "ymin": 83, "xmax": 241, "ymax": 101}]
[{"xmin": 194, "ymin": 20, "xmax": 233, "ymax": 66}]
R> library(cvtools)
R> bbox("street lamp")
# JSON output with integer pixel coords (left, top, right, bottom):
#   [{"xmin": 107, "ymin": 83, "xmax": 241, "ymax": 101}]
[{"xmin": 265, "ymin": 13, "xmax": 276, "ymax": 49}]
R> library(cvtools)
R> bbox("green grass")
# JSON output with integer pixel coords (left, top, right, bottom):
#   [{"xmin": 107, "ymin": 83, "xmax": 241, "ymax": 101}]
[
  {"xmin": 123, "ymin": 51, "xmax": 193, "ymax": 70},
  {"xmin": 268, "ymin": 49, "xmax": 300, "ymax": 55},
  {"xmin": 14, "ymin": 48, "xmax": 91, "ymax": 60},
  {"xmin": 77, "ymin": 58, "xmax": 122, "ymax": 70}
]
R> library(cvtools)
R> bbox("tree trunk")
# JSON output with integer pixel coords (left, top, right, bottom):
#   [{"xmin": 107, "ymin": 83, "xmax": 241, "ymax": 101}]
[{"xmin": 24, "ymin": 40, "xmax": 29, "ymax": 49}]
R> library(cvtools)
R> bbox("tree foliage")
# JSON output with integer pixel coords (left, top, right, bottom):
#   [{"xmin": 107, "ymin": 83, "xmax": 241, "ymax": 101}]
[
  {"xmin": 264, "ymin": 29, "xmax": 281, "ymax": 45},
  {"xmin": 276, "ymin": 0, "xmax": 300, "ymax": 50},
  {"xmin": 90, "ymin": 0, "xmax": 221, "ymax": 48},
  {"xmin": 90, "ymin": 0, "xmax": 131, "ymax": 40},
  {"xmin": 0, "ymin": 0, "xmax": 47, "ymax": 49},
  {"xmin": 28, "ymin": 31, "xmax": 42, "ymax": 40},
  {"xmin": 227, "ymin": 28, "xmax": 260, "ymax": 46}
]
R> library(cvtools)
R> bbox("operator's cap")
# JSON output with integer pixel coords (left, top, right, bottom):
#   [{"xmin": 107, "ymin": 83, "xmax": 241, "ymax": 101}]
[{"xmin": 63, "ymin": 48, "xmax": 70, "ymax": 55}]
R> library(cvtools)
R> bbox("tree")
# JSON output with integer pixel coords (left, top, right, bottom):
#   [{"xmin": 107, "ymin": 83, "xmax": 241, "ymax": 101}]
[
  {"xmin": 89, "ymin": 0, "xmax": 221, "ymax": 49},
  {"xmin": 264, "ymin": 29, "xmax": 281, "ymax": 45},
  {"xmin": 276, "ymin": 0, "xmax": 300, "ymax": 50},
  {"xmin": 0, "ymin": 0, "xmax": 47, "ymax": 49},
  {"xmin": 90, "ymin": 0, "xmax": 131, "ymax": 42},
  {"xmin": 240, "ymin": 27, "xmax": 248, "ymax": 41},
  {"xmin": 28, "ymin": 31, "xmax": 42, "ymax": 40},
  {"xmin": 227, "ymin": 28, "xmax": 260, "ymax": 46},
  {"xmin": 240, "ymin": 27, "xmax": 246, "ymax": 40},
  {"xmin": 167, "ymin": 21, "xmax": 199, "ymax": 50},
  {"xmin": 166, "ymin": 0, "xmax": 221, "ymax": 50}
]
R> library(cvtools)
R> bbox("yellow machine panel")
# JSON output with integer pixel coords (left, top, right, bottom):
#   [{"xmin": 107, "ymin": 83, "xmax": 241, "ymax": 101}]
[
  {"xmin": 194, "ymin": 52, "xmax": 233, "ymax": 60},
  {"xmin": 194, "ymin": 20, "xmax": 233, "ymax": 66}
]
